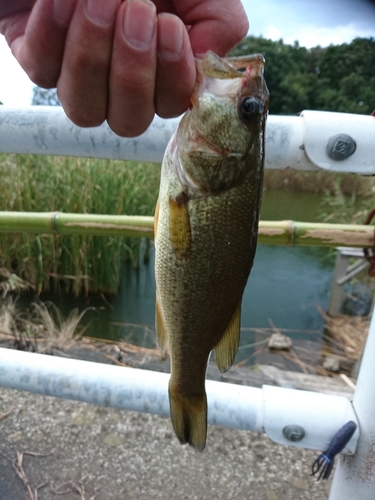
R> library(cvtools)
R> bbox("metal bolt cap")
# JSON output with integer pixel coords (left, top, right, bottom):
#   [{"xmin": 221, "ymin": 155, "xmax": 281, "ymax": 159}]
[
  {"xmin": 283, "ymin": 424, "xmax": 306, "ymax": 442},
  {"xmin": 326, "ymin": 134, "xmax": 356, "ymax": 161}
]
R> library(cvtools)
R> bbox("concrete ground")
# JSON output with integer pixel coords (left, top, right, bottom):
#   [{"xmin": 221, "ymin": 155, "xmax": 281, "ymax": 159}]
[{"xmin": 0, "ymin": 386, "xmax": 332, "ymax": 500}]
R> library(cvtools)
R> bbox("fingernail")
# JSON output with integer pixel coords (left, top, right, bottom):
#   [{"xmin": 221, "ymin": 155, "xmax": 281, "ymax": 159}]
[
  {"xmin": 123, "ymin": 0, "xmax": 156, "ymax": 50},
  {"xmin": 53, "ymin": 0, "xmax": 76, "ymax": 26},
  {"xmin": 158, "ymin": 14, "xmax": 184, "ymax": 60},
  {"xmin": 86, "ymin": 0, "xmax": 119, "ymax": 27}
]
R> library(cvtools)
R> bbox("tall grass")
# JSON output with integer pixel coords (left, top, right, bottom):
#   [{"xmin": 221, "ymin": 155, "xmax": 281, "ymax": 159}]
[
  {"xmin": 0, "ymin": 154, "xmax": 160, "ymax": 295},
  {"xmin": 1, "ymin": 154, "xmax": 373, "ymax": 296}
]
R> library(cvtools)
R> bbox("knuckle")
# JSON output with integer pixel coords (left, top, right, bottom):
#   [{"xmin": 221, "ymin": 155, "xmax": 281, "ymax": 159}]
[
  {"xmin": 118, "ymin": 71, "xmax": 154, "ymax": 94},
  {"xmin": 68, "ymin": 51, "xmax": 109, "ymax": 78},
  {"xmin": 108, "ymin": 117, "xmax": 153, "ymax": 138},
  {"xmin": 61, "ymin": 102, "xmax": 106, "ymax": 128}
]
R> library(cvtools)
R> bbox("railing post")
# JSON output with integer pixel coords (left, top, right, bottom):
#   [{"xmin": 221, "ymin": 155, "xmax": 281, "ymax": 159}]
[
  {"xmin": 328, "ymin": 249, "xmax": 350, "ymax": 315},
  {"xmin": 327, "ymin": 247, "xmax": 369, "ymax": 316},
  {"xmin": 329, "ymin": 309, "xmax": 375, "ymax": 498}
]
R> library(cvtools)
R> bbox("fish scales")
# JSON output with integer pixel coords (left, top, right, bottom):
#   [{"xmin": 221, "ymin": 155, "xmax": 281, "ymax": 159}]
[{"xmin": 154, "ymin": 51, "xmax": 269, "ymax": 451}]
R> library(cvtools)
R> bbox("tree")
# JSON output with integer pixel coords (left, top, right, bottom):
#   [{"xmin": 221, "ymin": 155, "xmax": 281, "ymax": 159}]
[
  {"xmin": 231, "ymin": 36, "xmax": 375, "ymax": 116},
  {"xmin": 32, "ymin": 87, "xmax": 61, "ymax": 106}
]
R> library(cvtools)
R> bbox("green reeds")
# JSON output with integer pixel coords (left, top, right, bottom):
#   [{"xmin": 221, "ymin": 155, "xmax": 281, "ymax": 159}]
[
  {"xmin": 1, "ymin": 153, "xmax": 374, "ymax": 296},
  {"xmin": 0, "ymin": 154, "xmax": 160, "ymax": 296}
]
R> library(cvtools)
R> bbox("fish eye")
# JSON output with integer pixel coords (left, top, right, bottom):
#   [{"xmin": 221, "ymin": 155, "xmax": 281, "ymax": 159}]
[{"xmin": 238, "ymin": 96, "xmax": 263, "ymax": 122}]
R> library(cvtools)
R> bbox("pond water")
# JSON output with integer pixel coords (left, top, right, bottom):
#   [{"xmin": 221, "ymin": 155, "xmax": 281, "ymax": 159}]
[{"xmin": 35, "ymin": 190, "xmax": 336, "ymax": 366}]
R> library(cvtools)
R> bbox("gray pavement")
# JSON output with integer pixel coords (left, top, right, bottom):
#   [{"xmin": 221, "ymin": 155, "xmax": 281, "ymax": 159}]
[{"xmin": 0, "ymin": 386, "xmax": 331, "ymax": 500}]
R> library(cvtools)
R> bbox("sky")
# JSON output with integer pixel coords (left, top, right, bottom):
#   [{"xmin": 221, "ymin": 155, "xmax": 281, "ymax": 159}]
[{"xmin": 1, "ymin": 0, "xmax": 375, "ymax": 106}]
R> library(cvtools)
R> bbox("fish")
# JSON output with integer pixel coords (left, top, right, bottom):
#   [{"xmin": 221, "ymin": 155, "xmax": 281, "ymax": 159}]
[{"xmin": 154, "ymin": 51, "xmax": 269, "ymax": 451}]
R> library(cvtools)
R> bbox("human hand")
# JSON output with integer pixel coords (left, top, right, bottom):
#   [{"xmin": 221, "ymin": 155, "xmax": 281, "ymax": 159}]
[{"xmin": 0, "ymin": 0, "xmax": 249, "ymax": 137}]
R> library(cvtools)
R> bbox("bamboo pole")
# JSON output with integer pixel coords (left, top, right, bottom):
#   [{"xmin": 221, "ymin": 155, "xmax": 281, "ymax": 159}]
[
  {"xmin": 0, "ymin": 212, "xmax": 154, "ymax": 239},
  {"xmin": 0, "ymin": 211, "xmax": 373, "ymax": 248},
  {"xmin": 257, "ymin": 220, "xmax": 374, "ymax": 248}
]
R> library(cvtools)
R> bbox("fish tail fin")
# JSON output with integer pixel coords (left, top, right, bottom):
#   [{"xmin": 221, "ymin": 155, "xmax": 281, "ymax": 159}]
[{"xmin": 169, "ymin": 383, "xmax": 207, "ymax": 452}]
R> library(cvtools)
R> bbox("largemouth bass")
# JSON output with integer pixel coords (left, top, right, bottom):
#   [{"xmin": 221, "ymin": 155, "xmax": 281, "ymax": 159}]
[{"xmin": 154, "ymin": 51, "xmax": 269, "ymax": 451}]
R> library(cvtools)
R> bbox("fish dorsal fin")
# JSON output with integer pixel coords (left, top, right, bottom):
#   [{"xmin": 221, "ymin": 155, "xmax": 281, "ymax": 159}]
[
  {"xmin": 214, "ymin": 303, "xmax": 241, "ymax": 373},
  {"xmin": 154, "ymin": 197, "xmax": 160, "ymax": 240},
  {"xmin": 154, "ymin": 198, "xmax": 168, "ymax": 350},
  {"xmin": 155, "ymin": 292, "xmax": 168, "ymax": 351}
]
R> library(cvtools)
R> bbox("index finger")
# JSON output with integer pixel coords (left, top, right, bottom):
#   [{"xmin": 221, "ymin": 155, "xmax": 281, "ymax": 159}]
[
  {"xmin": 4, "ymin": 0, "xmax": 77, "ymax": 88},
  {"xmin": 173, "ymin": 0, "xmax": 249, "ymax": 55}
]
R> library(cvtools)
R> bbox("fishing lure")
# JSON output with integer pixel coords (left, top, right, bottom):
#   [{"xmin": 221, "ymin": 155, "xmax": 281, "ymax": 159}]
[{"xmin": 311, "ymin": 420, "xmax": 357, "ymax": 481}]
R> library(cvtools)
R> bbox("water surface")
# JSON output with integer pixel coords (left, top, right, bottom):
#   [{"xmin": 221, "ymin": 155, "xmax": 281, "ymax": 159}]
[{"xmin": 38, "ymin": 190, "xmax": 336, "ymax": 365}]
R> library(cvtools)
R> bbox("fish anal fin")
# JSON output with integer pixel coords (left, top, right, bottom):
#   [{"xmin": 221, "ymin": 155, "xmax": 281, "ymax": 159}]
[
  {"xmin": 169, "ymin": 383, "xmax": 207, "ymax": 452},
  {"xmin": 214, "ymin": 304, "xmax": 241, "ymax": 373},
  {"xmin": 155, "ymin": 292, "xmax": 168, "ymax": 351},
  {"xmin": 169, "ymin": 193, "xmax": 191, "ymax": 260}
]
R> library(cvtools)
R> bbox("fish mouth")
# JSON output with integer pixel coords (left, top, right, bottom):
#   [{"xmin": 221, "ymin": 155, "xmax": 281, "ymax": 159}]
[
  {"xmin": 192, "ymin": 146, "xmax": 242, "ymax": 159},
  {"xmin": 190, "ymin": 131, "xmax": 243, "ymax": 159}
]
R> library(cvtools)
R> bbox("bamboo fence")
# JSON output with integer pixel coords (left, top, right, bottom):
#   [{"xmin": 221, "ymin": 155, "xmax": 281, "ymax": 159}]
[{"xmin": 0, "ymin": 211, "xmax": 373, "ymax": 248}]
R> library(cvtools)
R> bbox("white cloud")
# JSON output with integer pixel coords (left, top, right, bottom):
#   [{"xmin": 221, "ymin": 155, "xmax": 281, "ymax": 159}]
[
  {"xmin": 0, "ymin": 36, "xmax": 34, "ymax": 106},
  {"xmin": 241, "ymin": 0, "xmax": 375, "ymax": 47},
  {"xmin": 263, "ymin": 25, "xmax": 282, "ymax": 42},
  {"xmin": 281, "ymin": 23, "xmax": 375, "ymax": 48}
]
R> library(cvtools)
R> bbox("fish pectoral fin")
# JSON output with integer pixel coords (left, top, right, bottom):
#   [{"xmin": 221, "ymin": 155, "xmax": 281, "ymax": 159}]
[
  {"xmin": 169, "ymin": 383, "xmax": 207, "ymax": 452},
  {"xmin": 169, "ymin": 193, "xmax": 191, "ymax": 260},
  {"xmin": 155, "ymin": 292, "xmax": 168, "ymax": 351},
  {"xmin": 214, "ymin": 303, "xmax": 241, "ymax": 373}
]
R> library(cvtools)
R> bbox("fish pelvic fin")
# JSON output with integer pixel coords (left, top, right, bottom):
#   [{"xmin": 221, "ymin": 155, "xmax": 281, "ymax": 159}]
[
  {"xmin": 214, "ymin": 303, "xmax": 241, "ymax": 373},
  {"xmin": 155, "ymin": 292, "xmax": 168, "ymax": 351},
  {"xmin": 169, "ymin": 383, "xmax": 207, "ymax": 452}
]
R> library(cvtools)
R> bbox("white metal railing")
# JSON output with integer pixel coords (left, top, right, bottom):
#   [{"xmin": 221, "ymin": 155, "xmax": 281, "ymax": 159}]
[
  {"xmin": 1, "ymin": 107, "xmax": 375, "ymax": 498},
  {"xmin": 0, "ymin": 348, "xmax": 358, "ymax": 454},
  {"xmin": 1, "ymin": 106, "xmax": 375, "ymax": 174}
]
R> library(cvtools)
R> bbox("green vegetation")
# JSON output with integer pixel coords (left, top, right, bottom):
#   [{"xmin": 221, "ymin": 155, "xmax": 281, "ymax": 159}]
[
  {"xmin": 233, "ymin": 35, "xmax": 375, "ymax": 225},
  {"xmin": 2, "ymin": 36, "xmax": 374, "ymax": 295},
  {"xmin": 0, "ymin": 154, "xmax": 160, "ymax": 295},
  {"xmin": 232, "ymin": 36, "xmax": 375, "ymax": 115}
]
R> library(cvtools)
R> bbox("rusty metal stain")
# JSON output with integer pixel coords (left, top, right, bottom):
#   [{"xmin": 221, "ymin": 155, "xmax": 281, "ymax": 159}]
[{"xmin": 300, "ymin": 229, "xmax": 373, "ymax": 247}]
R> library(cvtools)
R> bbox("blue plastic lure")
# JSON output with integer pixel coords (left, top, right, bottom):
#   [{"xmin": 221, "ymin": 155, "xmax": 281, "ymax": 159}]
[{"xmin": 311, "ymin": 420, "xmax": 357, "ymax": 481}]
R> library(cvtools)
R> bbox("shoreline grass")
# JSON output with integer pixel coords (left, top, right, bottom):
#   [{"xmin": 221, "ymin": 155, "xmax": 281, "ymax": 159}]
[
  {"xmin": 1, "ymin": 153, "xmax": 374, "ymax": 295},
  {"xmin": 0, "ymin": 154, "xmax": 160, "ymax": 296}
]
